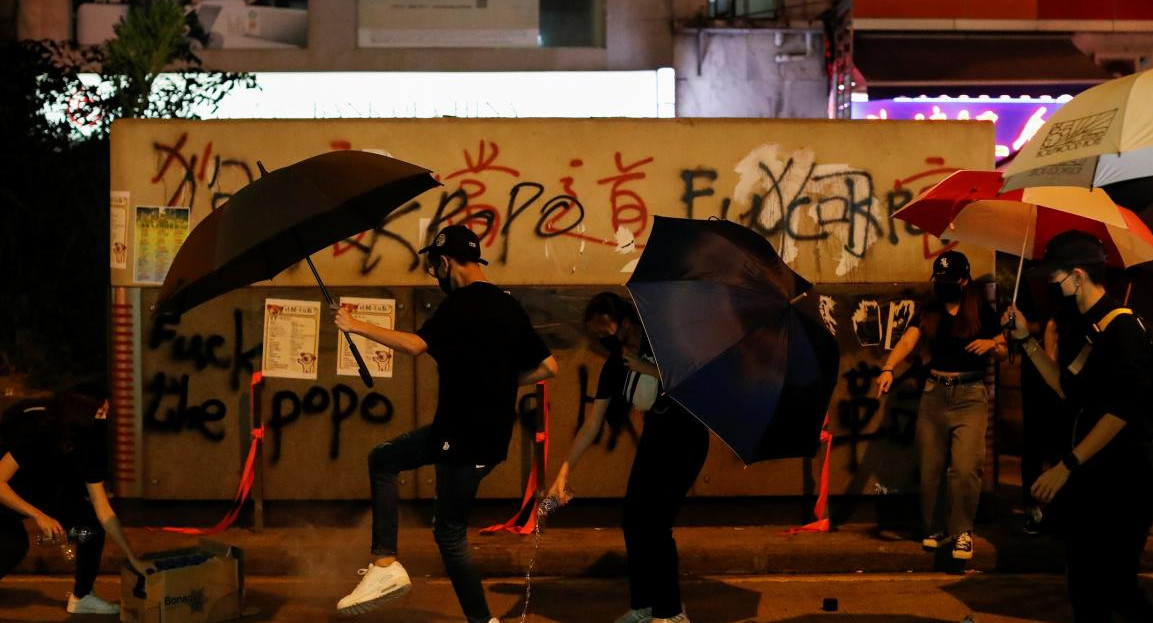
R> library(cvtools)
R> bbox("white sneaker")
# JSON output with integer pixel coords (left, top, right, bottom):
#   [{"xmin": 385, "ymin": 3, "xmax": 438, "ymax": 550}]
[
  {"xmin": 336, "ymin": 561, "xmax": 412, "ymax": 615},
  {"xmin": 652, "ymin": 613, "xmax": 690, "ymax": 623},
  {"xmin": 67, "ymin": 592, "xmax": 120, "ymax": 615},
  {"xmin": 614, "ymin": 607, "xmax": 654, "ymax": 623}
]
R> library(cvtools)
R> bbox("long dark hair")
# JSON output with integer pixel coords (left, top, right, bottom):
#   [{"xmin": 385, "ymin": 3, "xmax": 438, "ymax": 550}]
[
  {"xmin": 921, "ymin": 281, "xmax": 985, "ymax": 341},
  {"xmin": 583, "ymin": 291, "xmax": 639, "ymax": 326}
]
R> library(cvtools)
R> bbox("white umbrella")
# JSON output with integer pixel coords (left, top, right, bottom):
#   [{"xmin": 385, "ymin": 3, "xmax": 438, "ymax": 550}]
[{"xmin": 1002, "ymin": 68, "xmax": 1153, "ymax": 208}]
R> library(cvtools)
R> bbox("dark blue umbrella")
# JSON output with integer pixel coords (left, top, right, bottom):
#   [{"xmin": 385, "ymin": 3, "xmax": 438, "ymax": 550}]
[{"xmin": 626, "ymin": 216, "xmax": 839, "ymax": 464}]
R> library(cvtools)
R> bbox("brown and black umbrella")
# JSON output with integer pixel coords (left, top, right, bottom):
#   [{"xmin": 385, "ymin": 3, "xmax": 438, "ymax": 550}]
[{"xmin": 154, "ymin": 150, "xmax": 441, "ymax": 386}]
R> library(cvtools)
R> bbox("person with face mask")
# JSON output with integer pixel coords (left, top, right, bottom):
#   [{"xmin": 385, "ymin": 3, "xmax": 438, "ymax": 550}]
[
  {"xmin": 875, "ymin": 250, "xmax": 1007, "ymax": 561},
  {"xmin": 332, "ymin": 225, "xmax": 559, "ymax": 622},
  {"xmin": 1004, "ymin": 231, "xmax": 1153, "ymax": 622},
  {"xmin": 547, "ymin": 291, "xmax": 709, "ymax": 623},
  {"xmin": 0, "ymin": 380, "xmax": 154, "ymax": 615}
]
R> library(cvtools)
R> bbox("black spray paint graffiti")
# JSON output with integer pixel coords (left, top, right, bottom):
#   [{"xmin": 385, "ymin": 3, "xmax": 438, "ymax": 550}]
[
  {"xmin": 834, "ymin": 358, "xmax": 925, "ymax": 472},
  {"xmin": 149, "ymin": 310, "xmax": 261, "ymax": 393},
  {"xmin": 268, "ymin": 385, "xmax": 394, "ymax": 463},
  {"xmin": 143, "ymin": 372, "xmax": 227, "ymax": 441},
  {"xmin": 145, "ymin": 310, "xmax": 261, "ymax": 441},
  {"xmin": 680, "ymin": 164, "xmax": 931, "ymax": 258}
]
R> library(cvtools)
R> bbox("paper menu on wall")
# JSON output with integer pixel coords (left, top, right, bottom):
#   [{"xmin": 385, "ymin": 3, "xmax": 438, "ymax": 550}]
[
  {"xmin": 337, "ymin": 297, "xmax": 396, "ymax": 379},
  {"xmin": 262, "ymin": 298, "xmax": 321, "ymax": 380}
]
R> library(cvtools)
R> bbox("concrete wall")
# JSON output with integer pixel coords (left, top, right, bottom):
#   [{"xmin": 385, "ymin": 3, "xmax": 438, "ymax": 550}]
[
  {"xmin": 109, "ymin": 117, "xmax": 994, "ymax": 500},
  {"xmin": 673, "ymin": 29, "xmax": 829, "ymax": 118}
]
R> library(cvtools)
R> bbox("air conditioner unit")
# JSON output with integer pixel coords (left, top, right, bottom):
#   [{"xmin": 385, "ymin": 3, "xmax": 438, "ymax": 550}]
[
  {"xmin": 75, "ymin": 2, "xmax": 129, "ymax": 46},
  {"xmin": 1094, "ymin": 52, "xmax": 1149, "ymax": 77}
]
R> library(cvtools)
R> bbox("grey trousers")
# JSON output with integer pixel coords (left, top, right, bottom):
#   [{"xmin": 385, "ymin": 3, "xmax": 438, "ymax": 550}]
[{"xmin": 916, "ymin": 378, "xmax": 988, "ymax": 536}]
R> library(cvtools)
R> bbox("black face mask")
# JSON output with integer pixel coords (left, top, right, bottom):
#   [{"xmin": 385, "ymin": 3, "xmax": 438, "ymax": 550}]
[
  {"xmin": 1047, "ymin": 281, "xmax": 1078, "ymax": 317},
  {"xmin": 436, "ymin": 261, "xmax": 453, "ymax": 295},
  {"xmin": 598, "ymin": 335, "xmax": 622, "ymax": 354},
  {"xmin": 934, "ymin": 281, "xmax": 963, "ymax": 303}
]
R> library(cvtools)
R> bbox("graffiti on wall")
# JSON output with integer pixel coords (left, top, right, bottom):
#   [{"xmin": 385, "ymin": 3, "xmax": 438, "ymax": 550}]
[{"xmin": 143, "ymin": 133, "xmax": 964, "ymax": 283}]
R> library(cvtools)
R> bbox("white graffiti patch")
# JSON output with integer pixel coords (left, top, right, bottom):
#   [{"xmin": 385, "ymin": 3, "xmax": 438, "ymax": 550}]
[
  {"xmin": 733, "ymin": 144, "xmax": 882, "ymax": 276},
  {"xmin": 819, "ymin": 295, "xmax": 837, "ymax": 336}
]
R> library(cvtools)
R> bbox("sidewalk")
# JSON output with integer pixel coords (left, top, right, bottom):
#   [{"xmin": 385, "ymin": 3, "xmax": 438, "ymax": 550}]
[{"xmin": 15, "ymin": 494, "xmax": 1147, "ymax": 579}]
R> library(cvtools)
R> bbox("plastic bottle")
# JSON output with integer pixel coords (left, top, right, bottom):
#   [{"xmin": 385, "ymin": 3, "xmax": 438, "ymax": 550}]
[{"xmin": 537, "ymin": 495, "xmax": 559, "ymax": 516}]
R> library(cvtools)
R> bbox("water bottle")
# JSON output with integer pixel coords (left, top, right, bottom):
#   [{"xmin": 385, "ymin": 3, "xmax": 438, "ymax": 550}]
[
  {"xmin": 35, "ymin": 527, "xmax": 96, "ymax": 562},
  {"xmin": 537, "ymin": 495, "xmax": 559, "ymax": 517}
]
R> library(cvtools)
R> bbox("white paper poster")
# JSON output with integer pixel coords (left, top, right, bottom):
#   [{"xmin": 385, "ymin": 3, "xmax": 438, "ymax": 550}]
[
  {"xmin": 262, "ymin": 298, "xmax": 322, "ymax": 380},
  {"xmin": 337, "ymin": 297, "xmax": 396, "ymax": 378},
  {"xmin": 133, "ymin": 206, "xmax": 190, "ymax": 284},
  {"xmin": 110, "ymin": 191, "xmax": 129, "ymax": 269},
  {"xmin": 885, "ymin": 300, "xmax": 917, "ymax": 351}
]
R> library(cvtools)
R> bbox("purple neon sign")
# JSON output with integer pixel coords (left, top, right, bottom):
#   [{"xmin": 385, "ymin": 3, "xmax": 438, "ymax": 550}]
[{"xmin": 851, "ymin": 97, "xmax": 1069, "ymax": 160}]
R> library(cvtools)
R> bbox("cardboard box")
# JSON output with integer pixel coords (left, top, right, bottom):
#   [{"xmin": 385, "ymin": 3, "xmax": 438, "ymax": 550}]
[{"xmin": 120, "ymin": 539, "xmax": 244, "ymax": 623}]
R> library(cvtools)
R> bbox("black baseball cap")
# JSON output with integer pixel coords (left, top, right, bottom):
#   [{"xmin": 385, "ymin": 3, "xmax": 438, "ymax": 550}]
[
  {"xmin": 931, "ymin": 250, "xmax": 971, "ymax": 282},
  {"xmin": 417, "ymin": 225, "xmax": 489, "ymax": 265},
  {"xmin": 1032, "ymin": 230, "xmax": 1107, "ymax": 276}
]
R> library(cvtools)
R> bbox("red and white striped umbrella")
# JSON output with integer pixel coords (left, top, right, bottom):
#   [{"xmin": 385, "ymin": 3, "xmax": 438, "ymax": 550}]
[{"xmin": 894, "ymin": 169, "xmax": 1153, "ymax": 269}]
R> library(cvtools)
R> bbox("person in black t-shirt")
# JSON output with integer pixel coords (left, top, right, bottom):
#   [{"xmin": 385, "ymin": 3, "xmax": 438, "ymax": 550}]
[
  {"xmin": 332, "ymin": 225, "xmax": 558, "ymax": 622},
  {"xmin": 0, "ymin": 382, "xmax": 152, "ymax": 615},
  {"xmin": 548, "ymin": 292, "xmax": 709, "ymax": 623},
  {"xmin": 1005, "ymin": 231, "xmax": 1153, "ymax": 622},
  {"xmin": 876, "ymin": 250, "xmax": 1007, "ymax": 561}
]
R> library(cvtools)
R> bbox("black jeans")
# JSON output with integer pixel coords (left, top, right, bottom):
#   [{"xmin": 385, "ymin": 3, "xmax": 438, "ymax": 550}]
[
  {"xmin": 368, "ymin": 425, "xmax": 495, "ymax": 623},
  {"xmin": 623, "ymin": 403, "xmax": 710, "ymax": 619},
  {"xmin": 0, "ymin": 503, "xmax": 106, "ymax": 597}
]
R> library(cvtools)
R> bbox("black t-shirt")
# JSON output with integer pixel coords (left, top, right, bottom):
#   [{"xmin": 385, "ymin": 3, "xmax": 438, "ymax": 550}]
[
  {"xmin": 0, "ymin": 398, "xmax": 108, "ymax": 518},
  {"xmin": 909, "ymin": 301, "xmax": 1001, "ymax": 373},
  {"xmin": 1058, "ymin": 296, "xmax": 1153, "ymax": 480},
  {"xmin": 416, "ymin": 282, "xmax": 552, "ymax": 465},
  {"xmin": 595, "ymin": 334, "xmax": 672, "ymax": 411}
]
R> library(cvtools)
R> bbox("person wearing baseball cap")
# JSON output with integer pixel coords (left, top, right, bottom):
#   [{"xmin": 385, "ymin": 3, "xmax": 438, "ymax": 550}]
[
  {"xmin": 1005, "ymin": 231, "xmax": 1153, "ymax": 621},
  {"xmin": 877, "ymin": 249, "xmax": 1007, "ymax": 562},
  {"xmin": 333, "ymin": 224, "xmax": 558, "ymax": 622}
]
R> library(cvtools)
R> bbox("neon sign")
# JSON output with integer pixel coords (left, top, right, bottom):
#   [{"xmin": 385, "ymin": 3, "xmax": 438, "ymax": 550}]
[{"xmin": 851, "ymin": 97, "xmax": 1069, "ymax": 160}]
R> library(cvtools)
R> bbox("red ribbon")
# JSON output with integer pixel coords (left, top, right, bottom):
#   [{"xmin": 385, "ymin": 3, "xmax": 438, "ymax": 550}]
[
  {"xmin": 480, "ymin": 382, "xmax": 550, "ymax": 536},
  {"xmin": 783, "ymin": 411, "xmax": 832, "ymax": 535},
  {"xmin": 148, "ymin": 372, "xmax": 265, "ymax": 535}
]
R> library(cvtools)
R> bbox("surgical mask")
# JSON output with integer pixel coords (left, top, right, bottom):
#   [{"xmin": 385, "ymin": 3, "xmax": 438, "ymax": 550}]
[{"xmin": 933, "ymin": 281, "xmax": 963, "ymax": 303}]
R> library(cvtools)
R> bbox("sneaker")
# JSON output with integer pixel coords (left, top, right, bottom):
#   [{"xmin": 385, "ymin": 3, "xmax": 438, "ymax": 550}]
[
  {"xmin": 67, "ymin": 592, "xmax": 120, "ymax": 615},
  {"xmin": 952, "ymin": 531, "xmax": 974, "ymax": 560},
  {"xmin": 1023, "ymin": 506, "xmax": 1044, "ymax": 535},
  {"xmin": 336, "ymin": 561, "xmax": 412, "ymax": 615},
  {"xmin": 652, "ymin": 613, "xmax": 690, "ymax": 623},
  {"xmin": 613, "ymin": 607, "xmax": 654, "ymax": 623},
  {"xmin": 921, "ymin": 533, "xmax": 948, "ymax": 550}
]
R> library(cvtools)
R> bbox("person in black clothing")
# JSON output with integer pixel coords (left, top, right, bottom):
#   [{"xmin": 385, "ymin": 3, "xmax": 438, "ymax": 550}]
[
  {"xmin": 876, "ymin": 250, "xmax": 1007, "ymax": 561},
  {"xmin": 0, "ymin": 382, "xmax": 152, "ymax": 615},
  {"xmin": 1005, "ymin": 231, "xmax": 1153, "ymax": 622},
  {"xmin": 1017, "ymin": 286, "xmax": 1078, "ymax": 535},
  {"xmin": 332, "ymin": 225, "xmax": 558, "ymax": 622},
  {"xmin": 548, "ymin": 292, "xmax": 709, "ymax": 623}
]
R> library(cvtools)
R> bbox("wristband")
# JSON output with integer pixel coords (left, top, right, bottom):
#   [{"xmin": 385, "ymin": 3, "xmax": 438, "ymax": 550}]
[{"xmin": 1061, "ymin": 452, "xmax": 1080, "ymax": 470}]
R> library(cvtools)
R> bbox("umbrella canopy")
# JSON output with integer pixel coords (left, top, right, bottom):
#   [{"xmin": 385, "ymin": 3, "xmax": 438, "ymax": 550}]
[
  {"xmin": 625, "ymin": 216, "xmax": 840, "ymax": 464},
  {"xmin": 1002, "ymin": 68, "xmax": 1153, "ymax": 207},
  {"xmin": 155, "ymin": 150, "xmax": 440, "ymax": 315},
  {"xmin": 895, "ymin": 170, "xmax": 1153, "ymax": 269}
]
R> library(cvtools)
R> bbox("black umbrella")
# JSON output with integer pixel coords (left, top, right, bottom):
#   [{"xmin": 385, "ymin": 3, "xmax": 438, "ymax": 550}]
[
  {"xmin": 154, "ymin": 150, "xmax": 441, "ymax": 387},
  {"xmin": 625, "ymin": 216, "xmax": 840, "ymax": 464}
]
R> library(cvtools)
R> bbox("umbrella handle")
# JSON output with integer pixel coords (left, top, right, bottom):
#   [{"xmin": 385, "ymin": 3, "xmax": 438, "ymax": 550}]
[
  {"xmin": 343, "ymin": 331, "xmax": 376, "ymax": 388},
  {"xmin": 296, "ymin": 238, "xmax": 376, "ymax": 389}
]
